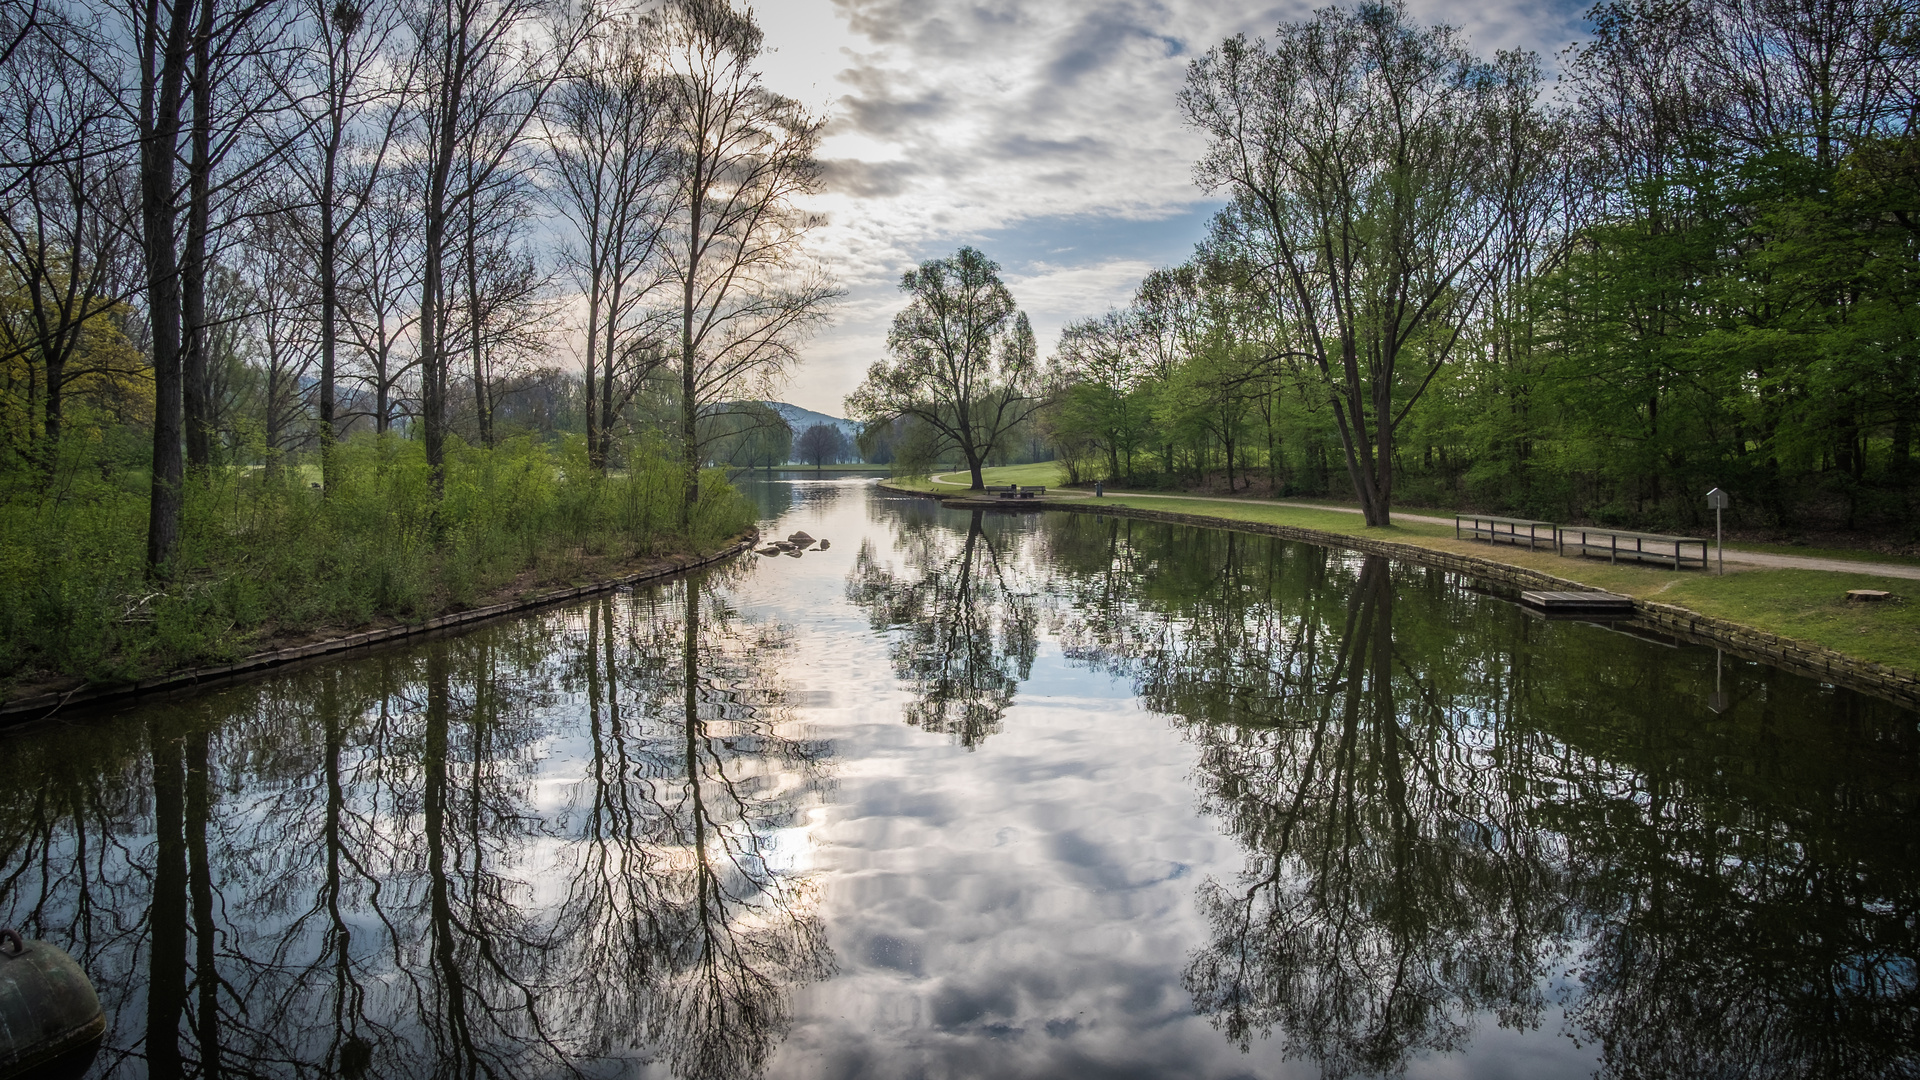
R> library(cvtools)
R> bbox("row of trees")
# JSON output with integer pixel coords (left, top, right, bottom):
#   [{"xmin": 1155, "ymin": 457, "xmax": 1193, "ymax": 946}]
[
  {"xmin": 0, "ymin": 0, "xmax": 836, "ymax": 575},
  {"xmin": 1032, "ymin": 0, "xmax": 1918, "ymax": 532}
]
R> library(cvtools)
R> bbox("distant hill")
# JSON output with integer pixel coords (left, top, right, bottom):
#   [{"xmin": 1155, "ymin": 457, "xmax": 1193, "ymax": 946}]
[{"xmin": 765, "ymin": 402, "xmax": 860, "ymax": 441}]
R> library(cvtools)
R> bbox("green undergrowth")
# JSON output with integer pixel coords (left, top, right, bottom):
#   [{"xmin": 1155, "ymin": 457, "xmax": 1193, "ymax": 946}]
[{"xmin": 0, "ymin": 432, "xmax": 753, "ymax": 694}]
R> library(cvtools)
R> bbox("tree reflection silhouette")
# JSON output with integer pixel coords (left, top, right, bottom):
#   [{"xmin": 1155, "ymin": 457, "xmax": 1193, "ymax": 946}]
[
  {"xmin": 846, "ymin": 507, "xmax": 1039, "ymax": 748},
  {"xmin": 0, "ymin": 574, "xmax": 830, "ymax": 1080},
  {"xmin": 1040, "ymin": 515, "xmax": 1919, "ymax": 1080},
  {"xmin": 549, "ymin": 586, "xmax": 833, "ymax": 1080},
  {"xmin": 1167, "ymin": 555, "xmax": 1557, "ymax": 1079}
]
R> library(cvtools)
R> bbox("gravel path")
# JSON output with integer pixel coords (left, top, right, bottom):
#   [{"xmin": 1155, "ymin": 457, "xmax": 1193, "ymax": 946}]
[{"xmin": 926, "ymin": 475, "xmax": 1920, "ymax": 581}]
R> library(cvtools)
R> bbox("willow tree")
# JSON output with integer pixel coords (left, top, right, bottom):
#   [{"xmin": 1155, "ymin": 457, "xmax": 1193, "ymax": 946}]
[
  {"xmin": 1180, "ymin": 1, "xmax": 1546, "ymax": 525},
  {"xmin": 847, "ymin": 246, "xmax": 1044, "ymax": 491},
  {"xmin": 659, "ymin": 0, "xmax": 836, "ymax": 523}
]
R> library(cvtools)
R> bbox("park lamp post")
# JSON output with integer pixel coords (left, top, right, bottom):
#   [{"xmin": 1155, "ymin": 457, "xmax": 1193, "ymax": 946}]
[{"xmin": 1706, "ymin": 487, "xmax": 1729, "ymax": 575}]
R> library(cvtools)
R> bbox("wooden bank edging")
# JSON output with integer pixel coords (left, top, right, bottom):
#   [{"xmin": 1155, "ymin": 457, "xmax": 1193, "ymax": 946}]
[
  {"xmin": 896, "ymin": 484, "xmax": 1920, "ymax": 711},
  {"xmin": 0, "ymin": 533, "xmax": 759, "ymax": 725}
]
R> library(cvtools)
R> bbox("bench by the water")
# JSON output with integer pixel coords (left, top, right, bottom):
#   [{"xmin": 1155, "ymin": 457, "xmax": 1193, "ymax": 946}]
[
  {"xmin": 1455, "ymin": 514, "xmax": 1556, "ymax": 551},
  {"xmin": 992, "ymin": 485, "xmax": 1047, "ymax": 500},
  {"xmin": 1557, "ymin": 525, "xmax": 1708, "ymax": 568}
]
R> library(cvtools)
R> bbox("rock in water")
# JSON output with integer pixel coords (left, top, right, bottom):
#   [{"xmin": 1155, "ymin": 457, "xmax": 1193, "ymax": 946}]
[
  {"xmin": 757, "ymin": 546, "xmax": 782, "ymax": 557},
  {"xmin": 787, "ymin": 531, "xmax": 814, "ymax": 545},
  {"xmin": 784, "ymin": 548, "xmax": 804, "ymax": 558},
  {"xmin": 817, "ymin": 539, "xmax": 830, "ymax": 550},
  {"xmin": 0, "ymin": 928, "xmax": 105, "ymax": 1079}
]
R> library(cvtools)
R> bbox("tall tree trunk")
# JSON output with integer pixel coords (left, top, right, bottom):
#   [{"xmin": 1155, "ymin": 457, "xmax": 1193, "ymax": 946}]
[
  {"xmin": 420, "ymin": 120, "xmax": 455, "ymax": 495},
  {"xmin": 583, "ymin": 266, "xmax": 601, "ymax": 470},
  {"xmin": 42, "ymin": 353, "xmax": 62, "ymax": 447},
  {"xmin": 264, "ymin": 360, "xmax": 284, "ymax": 477},
  {"xmin": 466, "ymin": 206, "xmax": 489, "ymax": 447},
  {"xmin": 601, "ymin": 275, "xmax": 620, "ymax": 468},
  {"xmin": 141, "ymin": 0, "xmax": 195, "ymax": 577},
  {"xmin": 182, "ymin": 0, "xmax": 215, "ymax": 471},
  {"xmin": 318, "ymin": 89, "xmax": 343, "ymax": 491},
  {"xmin": 680, "ymin": 176, "xmax": 701, "ymax": 525}
]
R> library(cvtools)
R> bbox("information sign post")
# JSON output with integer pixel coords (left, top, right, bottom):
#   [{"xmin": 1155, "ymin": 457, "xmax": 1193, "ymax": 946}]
[{"xmin": 1706, "ymin": 487, "xmax": 1729, "ymax": 575}]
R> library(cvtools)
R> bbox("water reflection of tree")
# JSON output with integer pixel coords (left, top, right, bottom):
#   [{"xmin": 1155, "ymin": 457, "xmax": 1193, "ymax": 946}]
[
  {"xmin": 550, "ymin": 586, "xmax": 833, "ymax": 1080},
  {"xmin": 847, "ymin": 507, "xmax": 1039, "ymax": 748},
  {"xmin": 0, "ymin": 573, "xmax": 830, "ymax": 1079},
  {"xmin": 1041, "ymin": 514, "xmax": 1919, "ymax": 1080},
  {"xmin": 1167, "ymin": 555, "xmax": 1558, "ymax": 1079}
]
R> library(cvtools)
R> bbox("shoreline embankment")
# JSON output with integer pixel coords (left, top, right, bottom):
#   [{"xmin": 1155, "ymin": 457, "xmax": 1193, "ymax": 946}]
[
  {"xmin": 888, "ymin": 482, "xmax": 1920, "ymax": 711},
  {"xmin": 0, "ymin": 531, "xmax": 759, "ymax": 727}
]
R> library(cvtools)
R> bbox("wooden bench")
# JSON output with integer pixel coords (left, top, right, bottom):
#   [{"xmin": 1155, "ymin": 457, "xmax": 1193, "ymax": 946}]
[
  {"xmin": 1557, "ymin": 525, "xmax": 1709, "ymax": 569},
  {"xmin": 1455, "ymin": 514, "xmax": 1556, "ymax": 551},
  {"xmin": 994, "ymin": 485, "xmax": 1047, "ymax": 499}
]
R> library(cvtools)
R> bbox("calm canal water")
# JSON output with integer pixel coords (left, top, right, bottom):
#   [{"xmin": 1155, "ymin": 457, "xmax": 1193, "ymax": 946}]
[{"xmin": 3, "ymin": 476, "xmax": 1916, "ymax": 1079}]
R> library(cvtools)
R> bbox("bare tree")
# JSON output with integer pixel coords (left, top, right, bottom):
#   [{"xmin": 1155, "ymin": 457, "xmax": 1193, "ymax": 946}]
[
  {"xmin": 659, "ymin": 0, "xmax": 837, "ymax": 521},
  {"xmin": 242, "ymin": 212, "xmax": 318, "ymax": 468},
  {"xmin": 847, "ymin": 246, "xmax": 1045, "ymax": 490},
  {"xmin": 793, "ymin": 421, "xmax": 843, "ymax": 470},
  {"xmin": 0, "ymin": 13, "xmax": 138, "ymax": 458},
  {"xmin": 407, "ymin": 0, "xmax": 583, "ymax": 491},
  {"xmin": 284, "ymin": 0, "xmax": 403, "ymax": 487},
  {"xmin": 179, "ymin": 0, "xmax": 296, "ymax": 472},
  {"xmin": 547, "ymin": 11, "xmax": 678, "ymax": 470},
  {"xmin": 1180, "ymin": 1, "xmax": 1547, "ymax": 525},
  {"xmin": 129, "ymin": 0, "xmax": 199, "ymax": 573},
  {"xmin": 340, "ymin": 170, "xmax": 420, "ymax": 433},
  {"xmin": 449, "ymin": 158, "xmax": 547, "ymax": 446},
  {"xmin": 452, "ymin": 210, "xmax": 552, "ymax": 444}
]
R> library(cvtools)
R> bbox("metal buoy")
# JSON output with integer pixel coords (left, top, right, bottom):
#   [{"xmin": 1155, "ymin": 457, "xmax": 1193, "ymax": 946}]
[{"xmin": 0, "ymin": 928, "xmax": 104, "ymax": 1080}]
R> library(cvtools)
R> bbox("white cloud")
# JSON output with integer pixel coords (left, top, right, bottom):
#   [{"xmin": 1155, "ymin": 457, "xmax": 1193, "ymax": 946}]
[{"xmin": 750, "ymin": 0, "xmax": 1591, "ymax": 416}]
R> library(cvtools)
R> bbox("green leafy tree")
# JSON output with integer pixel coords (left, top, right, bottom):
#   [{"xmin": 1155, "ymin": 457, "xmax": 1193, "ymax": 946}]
[
  {"xmin": 1181, "ymin": 1, "xmax": 1548, "ymax": 524},
  {"xmin": 847, "ymin": 246, "xmax": 1047, "ymax": 491}
]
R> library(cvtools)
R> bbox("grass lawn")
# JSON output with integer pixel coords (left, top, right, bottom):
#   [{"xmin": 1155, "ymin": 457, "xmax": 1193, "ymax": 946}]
[
  {"xmin": 936, "ymin": 466, "xmax": 1919, "ymax": 567},
  {"xmin": 882, "ymin": 470, "xmax": 1920, "ymax": 673},
  {"xmin": 921, "ymin": 462, "xmax": 1069, "ymax": 488}
]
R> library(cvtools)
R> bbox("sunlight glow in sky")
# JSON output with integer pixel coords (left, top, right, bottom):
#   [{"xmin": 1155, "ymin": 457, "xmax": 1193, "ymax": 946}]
[{"xmin": 750, "ymin": 0, "xmax": 1589, "ymax": 416}]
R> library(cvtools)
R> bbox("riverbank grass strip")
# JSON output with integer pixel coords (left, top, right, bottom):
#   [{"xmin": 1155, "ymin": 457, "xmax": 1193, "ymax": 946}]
[{"xmin": 0, "ymin": 533, "xmax": 759, "ymax": 722}]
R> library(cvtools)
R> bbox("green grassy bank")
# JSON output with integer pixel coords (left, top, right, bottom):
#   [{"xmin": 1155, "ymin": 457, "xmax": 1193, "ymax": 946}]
[
  {"xmin": 889, "ymin": 464, "xmax": 1920, "ymax": 675},
  {"xmin": 2, "ymin": 434, "xmax": 754, "ymax": 697}
]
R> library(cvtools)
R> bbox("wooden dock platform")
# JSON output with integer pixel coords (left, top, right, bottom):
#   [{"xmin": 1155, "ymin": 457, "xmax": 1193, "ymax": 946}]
[
  {"xmin": 939, "ymin": 497, "xmax": 1049, "ymax": 512},
  {"xmin": 1520, "ymin": 590, "xmax": 1635, "ymax": 616}
]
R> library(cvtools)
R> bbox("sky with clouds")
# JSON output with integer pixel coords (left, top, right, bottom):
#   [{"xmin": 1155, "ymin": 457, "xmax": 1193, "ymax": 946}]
[{"xmin": 746, "ymin": 0, "xmax": 1592, "ymax": 418}]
